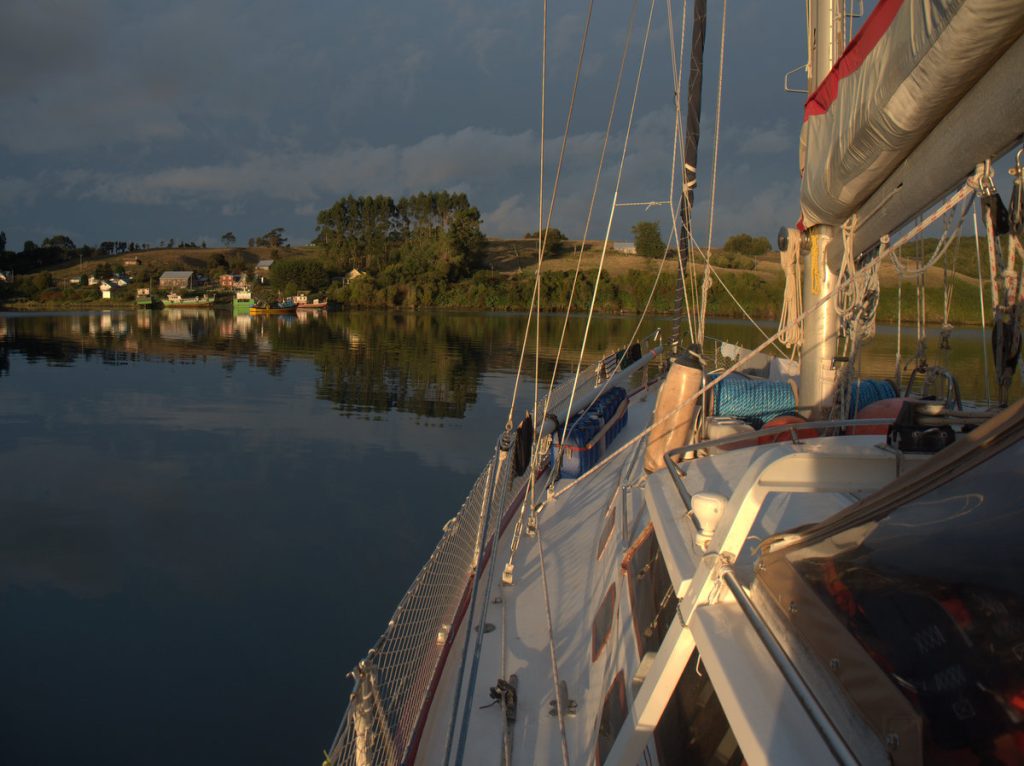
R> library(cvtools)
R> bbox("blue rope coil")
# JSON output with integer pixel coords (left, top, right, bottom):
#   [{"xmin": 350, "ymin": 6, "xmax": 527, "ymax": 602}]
[
  {"xmin": 847, "ymin": 379, "xmax": 896, "ymax": 417},
  {"xmin": 711, "ymin": 374, "xmax": 896, "ymax": 424},
  {"xmin": 711, "ymin": 374, "xmax": 796, "ymax": 425}
]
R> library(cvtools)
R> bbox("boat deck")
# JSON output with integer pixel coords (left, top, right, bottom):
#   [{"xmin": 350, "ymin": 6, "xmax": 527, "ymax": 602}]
[{"xmin": 412, "ymin": 368, "xmax": 933, "ymax": 765}]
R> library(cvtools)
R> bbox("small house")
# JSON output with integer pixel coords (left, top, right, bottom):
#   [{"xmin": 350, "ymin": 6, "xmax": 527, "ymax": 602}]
[
  {"xmin": 613, "ymin": 242, "xmax": 637, "ymax": 254},
  {"xmin": 255, "ymin": 259, "xmax": 274, "ymax": 272},
  {"xmin": 0, "ymin": 270, "xmax": 13, "ymax": 282},
  {"xmin": 99, "ymin": 281, "xmax": 115, "ymax": 300},
  {"xmin": 218, "ymin": 273, "xmax": 248, "ymax": 288},
  {"xmin": 159, "ymin": 270, "xmax": 194, "ymax": 289},
  {"xmin": 123, "ymin": 257, "xmax": 141, "ymax": 267},
  {"xmin": 345, "ymin": 268, "xmax": 364, "ymax": 284}
]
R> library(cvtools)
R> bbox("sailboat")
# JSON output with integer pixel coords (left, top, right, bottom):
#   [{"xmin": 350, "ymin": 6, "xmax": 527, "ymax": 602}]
[{"xmin": 326, "ymin": 1, "xmax": 1024, "ymax": 764}]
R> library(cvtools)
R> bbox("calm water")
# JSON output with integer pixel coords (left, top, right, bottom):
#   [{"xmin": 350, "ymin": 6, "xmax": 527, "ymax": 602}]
[{"xmin": 0, "ymin": 309, "xmax": 1008, "ymax": 765}]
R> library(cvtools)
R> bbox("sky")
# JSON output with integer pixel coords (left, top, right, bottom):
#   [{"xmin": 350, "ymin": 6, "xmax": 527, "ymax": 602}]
[{"xmin": 0, "ymin": 0, "xmax": 812, "ymax": 250}]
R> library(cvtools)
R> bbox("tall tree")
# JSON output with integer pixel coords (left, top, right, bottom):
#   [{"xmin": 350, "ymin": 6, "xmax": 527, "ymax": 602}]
[
  {"xmin": 525, "ymin": 227, "xmax": 567, "ymax": 259},
  {"xmin": 221, "ymin": 232, "xmax": 236, "ymax": 247},
  {"xmin": 0, "ymin": 231, "xmax": 6, "ymax": 253},
  {"xmin": 723, "ymin": 233, "xmax": 771, "ymax": 256},
  {"xmin": 256, "ymin": 227, "xmax": 287, "ymax": 248},
  {"xmin": 42, "ymin": 234, "xmax": 75, "ymax": 251},
  {"xmin": 632, "ymin": 221, "xmax": 666, "ymax": 259}
]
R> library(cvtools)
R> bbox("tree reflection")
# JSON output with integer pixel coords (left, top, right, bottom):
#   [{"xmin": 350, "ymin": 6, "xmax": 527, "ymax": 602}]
[{"xmin": 0, "ymin": 309, "xmax": 668, "ymax": 418}]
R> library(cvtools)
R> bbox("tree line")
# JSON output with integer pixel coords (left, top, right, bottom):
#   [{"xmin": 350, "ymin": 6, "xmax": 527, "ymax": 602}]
[{"xmin": 313, "ymin": 191, "xmax": 484, "ymax": 281}]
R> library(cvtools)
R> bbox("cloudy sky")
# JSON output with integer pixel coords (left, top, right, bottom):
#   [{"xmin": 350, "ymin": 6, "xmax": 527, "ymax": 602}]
[{"xmin": 0, "ymin": 0, "xmax": 811, "ymax": 250}]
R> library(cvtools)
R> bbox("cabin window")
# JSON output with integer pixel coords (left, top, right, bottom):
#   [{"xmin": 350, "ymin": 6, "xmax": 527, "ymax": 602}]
[
  {"xmin": 621, "ymin": 524, "xmax": 678, "ymax": 656},
  {"xmin": 595, "ymin": 671, "xmax": 627, "ymax": 766},
  {"xmin": 596, "ymin": 506, "xmax": 615, "ymax": 559},
  {"xmin": 654, "ymin": 651, "xmax": 745, "ymax": 765},
  {"xmin": 591, "ymin": 583, "xmax": 616, "ymax": 661}
]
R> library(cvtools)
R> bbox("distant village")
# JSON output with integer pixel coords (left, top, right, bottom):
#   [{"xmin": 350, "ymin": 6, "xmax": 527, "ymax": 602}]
[{"xmin": 64, "ymin": 258, "xmax": 279, "ymax": 300}]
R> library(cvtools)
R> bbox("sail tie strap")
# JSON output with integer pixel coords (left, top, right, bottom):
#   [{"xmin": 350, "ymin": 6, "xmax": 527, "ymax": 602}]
[{"xmin": 777, "ymin": 233, "xmax": 803, "ymax": 349}]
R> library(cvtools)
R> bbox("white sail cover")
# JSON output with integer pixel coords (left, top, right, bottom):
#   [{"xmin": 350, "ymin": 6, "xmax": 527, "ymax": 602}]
[{"xmin": 799, "ymin": 0, "xmax": 1024, "ymax": 229}]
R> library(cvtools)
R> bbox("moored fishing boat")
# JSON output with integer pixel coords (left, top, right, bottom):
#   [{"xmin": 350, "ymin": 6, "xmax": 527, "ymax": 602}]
[
  {"xmin": 165, "ymin": 291, "xmax": 217, "ymax": 307},
  {"xmin": 249, "ymin": 297, "xmax": 296, "ymax": 316},
  {"xmin": 136, "ymin": 287, "xmax": 162, "ymax": 310},
  {"xmin": 233, "ymin": 289, "xmax": 254, "ymax": 314},
  {"xmin": 325, "ymin": 2, "xmax": 1024, "ymax": 764},
  {"xmin": 293, "ymin": 294, "xmax": 334, "ymax": 311}
]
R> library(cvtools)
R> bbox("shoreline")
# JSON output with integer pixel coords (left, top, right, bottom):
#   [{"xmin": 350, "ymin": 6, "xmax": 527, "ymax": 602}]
[{"xmin": 0, "ymin": 301, "xmax": 988, "ymax": 328}]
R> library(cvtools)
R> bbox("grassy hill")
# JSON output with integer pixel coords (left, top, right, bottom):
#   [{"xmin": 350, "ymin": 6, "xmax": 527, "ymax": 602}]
[
  {"xmin": 46, "ymin": 245, "xmax": 316, "ymax": 282},
  {"xmin": 3, "ymin": 235, "xmax": 996, "ymax": 325}
]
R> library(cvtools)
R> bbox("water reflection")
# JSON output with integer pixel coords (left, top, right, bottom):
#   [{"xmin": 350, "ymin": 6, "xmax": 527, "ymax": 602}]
[
  {"xmin": 0, "ymin": 308, "xmax": 1015, "ymax": 766},
  {"xmin": 0, "ymin": 310, "xmax": 659, "ymax": 418},
  {"xmin": 0, "ymin": 309, "xmax": 1013, "ymax": 405}
]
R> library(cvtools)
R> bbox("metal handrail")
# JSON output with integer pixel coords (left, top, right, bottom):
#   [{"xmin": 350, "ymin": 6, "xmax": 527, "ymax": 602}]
[
  {"xmin": 719, "ymin": 566, "xmax": 860, "ymax": 766},
  {"xmin": 662, "ymin": 417, "xmax": 898, "ymax": 512}
]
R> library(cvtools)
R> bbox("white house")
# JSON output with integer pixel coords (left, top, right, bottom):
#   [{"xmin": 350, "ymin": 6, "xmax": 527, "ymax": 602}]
[
  {"xmin": 99, "ymin": 281, "xmax": 115, "ymax": 300},
  {"xmin": 613, "ymin": 242, "xmax": 637, "ymax": 254}
]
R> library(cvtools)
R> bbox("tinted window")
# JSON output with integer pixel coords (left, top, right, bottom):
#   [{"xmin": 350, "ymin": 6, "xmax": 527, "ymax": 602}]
[
  {"xmin": 596, "ymin": 671, "xmax": 627, "ymax": 766},
  {"xmin": 596, "ymin": 506, "xmax": 615, "ymax": 559},
  {"xmin": 592, "ymin": 584, "xmax": 616, "ymax": 661},
  {"xmin": 622, "ymin": 524, "xmax": 678, "ymax": 656},
  {"xmin": 655, "ymin": 652, "xmax": 745, "ymax": 765},
  {"xmin": 786, "ymin": 439, "xmax": 1024, "ymax": 761}
]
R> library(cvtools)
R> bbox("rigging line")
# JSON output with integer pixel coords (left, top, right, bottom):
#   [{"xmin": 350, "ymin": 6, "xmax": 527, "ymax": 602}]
[
  {"xmin": 676, "ymin": 0, "xmax": 708, "ymax": 352},
  {"xmin": 682, "ymin": 217, "xmax": 789, "ymax": 357},
  {"xmin": 535, "ymin": 519, "xmax": 571, "ymax": 766},
  {"xmin": 539, "ymin": 0, "xmax": 597, "ymax": 247},
  {"xmin": 534, "ymin": 0, "xmax": 548, "ymax": 512},
  {"xmin": 666, "ymin": 0, "xmax": 698, "ymax": 344},
  {"xmin": 553, "ymin": 200, "xmax": 683, "ymax": 455},
  {"xmin": 560, "ymin": 0, "xmax": 658, "ymax": 448},
  {"xmin": 505, "ymin": 2, "xmax": 551, "ymax": 430},
  {"xmin": 539, "ymin": 0, "xmax": 637, "ymax": 436},
  {"xmin": 453, "ymin": 447, "xmax": 511, "ymax": 766},
  {"xmin": 896, "ymin": 278, "xmax": 903, "ymax": 387},
  {"xmin": 551, "ymin": 279, "xmax": 852, "ymax": 501},
  {"xmin": 668, "ymin": 0, "xmax": 696, "ymax": 336},
  {"xmin": 507, "ymin": 0, "xmax": 597, "ymax": 438},
  {"xmin": 973, "ymin": 203, "xmax": 992, "ymax": 405},
  {"xmin": 886, "ymin": 193, "xmax": 974, "ymax": 279},
  {"xmin": 540, "ymin": 0, "xmax": 683, "ymax": 436},
  {"xmin": 444, "ymin": 448, "xmax": 500, "ymax": 766},
  {"xmin": 703, "ymin": 0, "xmax": 727, "ymax": 256}
]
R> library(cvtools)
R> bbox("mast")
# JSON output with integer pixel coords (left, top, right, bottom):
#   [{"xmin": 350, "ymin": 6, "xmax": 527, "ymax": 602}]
[
  {"xmin": 799, "ymin": 0, "xmax": 842, "ymax": 417},
  {"xmin": 672, "ymin": 0, "xmax": 709, "ymax": 354}
]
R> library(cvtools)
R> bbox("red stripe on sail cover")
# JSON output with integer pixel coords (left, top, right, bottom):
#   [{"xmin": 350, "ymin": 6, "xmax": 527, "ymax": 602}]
[{"xmin": 803, "ymin": 0, "xmax": 905, "ymax": 122}]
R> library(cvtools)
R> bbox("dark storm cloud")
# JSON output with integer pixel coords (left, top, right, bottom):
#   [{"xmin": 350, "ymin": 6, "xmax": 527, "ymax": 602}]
[{"xmin": 0, "ymin": 0, "xmax": 807, "ymax": 246}]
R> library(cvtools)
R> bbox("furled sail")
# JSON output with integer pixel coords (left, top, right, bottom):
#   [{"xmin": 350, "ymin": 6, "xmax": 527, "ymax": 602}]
[{"xmin": 799, "ymin": 0, "xmax": 1024, "ymax": 230}]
